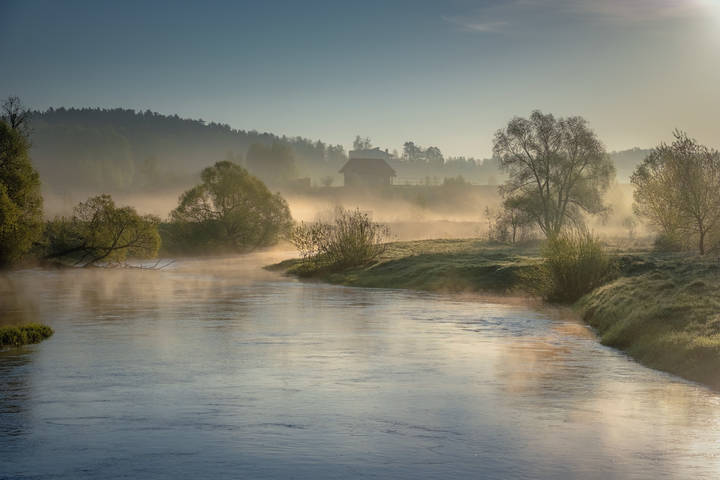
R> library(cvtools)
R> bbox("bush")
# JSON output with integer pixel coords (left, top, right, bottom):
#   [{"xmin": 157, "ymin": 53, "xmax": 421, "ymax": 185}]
[
  {"xmin": 291, "ymin": 207, "xmax": 389, "ymax": 271},
  {"xmin": 540, "ymin": 229, "xmax": 616, "ymax": 302},
  {"xmin": 0, "ymin": 323, "xmax": 54, "ymax": 347},
  {"xmin": 653, "ymin": 232, "xmax": 684, "ymax": 252}
]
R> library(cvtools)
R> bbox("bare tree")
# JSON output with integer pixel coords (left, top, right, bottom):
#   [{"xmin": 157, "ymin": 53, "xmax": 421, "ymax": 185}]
[
  {"xmin": 632, "ymin": 131, "xmax": 720, "ymax": 254},
  {"xmin": 493, "ymin": 110, "xmax": 615, "ymax": 237},
  {"xmin": 1, "ymin": 96, "xmax": 31, "ymax": 136}
]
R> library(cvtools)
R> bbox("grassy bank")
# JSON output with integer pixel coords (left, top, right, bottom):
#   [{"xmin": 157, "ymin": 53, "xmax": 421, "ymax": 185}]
[
  {"xmin": 580, "ymin": 255, "xmax": 720, "ymax": 389},
  {"xmin": 0, "ymin": 323, "xmax": 54, "ymax": 348},
  {"xmin": 270, "ymin": 239, "xmax": 720, "ymax": 389},
  {"xmin": 270, "ymin": 239, "xmax": 541, "ymax": 293}
]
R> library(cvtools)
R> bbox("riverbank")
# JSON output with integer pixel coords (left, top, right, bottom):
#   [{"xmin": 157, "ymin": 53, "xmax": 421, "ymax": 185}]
[{"xmin": 269, "ymin": 239, "xmax": 720, "ymax": 390}]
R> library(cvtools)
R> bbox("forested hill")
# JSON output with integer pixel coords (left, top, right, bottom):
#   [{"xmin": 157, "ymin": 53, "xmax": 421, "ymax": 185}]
[
  {"xmin": 30, "ymin": 108, "xmax": 347, "ymax": 193},
  {"xmin": 28, "ymin": 107, "xmax": 649, "ymax": 194}
]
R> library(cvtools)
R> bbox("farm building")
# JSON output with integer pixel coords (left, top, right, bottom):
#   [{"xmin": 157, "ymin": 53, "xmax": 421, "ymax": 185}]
[{"xmin": 340, "ymin": 148, "xmax": 396, "ymax": 187}]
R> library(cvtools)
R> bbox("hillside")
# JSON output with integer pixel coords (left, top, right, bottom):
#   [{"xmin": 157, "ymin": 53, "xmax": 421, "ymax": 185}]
[
  {"xmin": 29, "ymin": 108, "xmax": 346, "ymax": 193},
  {"xmin": 27, "ymin": 108, "xmax": 650, "ymax": 195}
]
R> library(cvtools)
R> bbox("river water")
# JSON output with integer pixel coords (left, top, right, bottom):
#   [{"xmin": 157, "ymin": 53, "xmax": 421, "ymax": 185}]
[{"xmin": 1, "ymin": 253, "xmax": 719, "ymax": 479}]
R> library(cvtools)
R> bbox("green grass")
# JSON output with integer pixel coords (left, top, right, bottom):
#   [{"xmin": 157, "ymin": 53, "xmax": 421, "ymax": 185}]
[
  {"xmin": 270, "ymin": 239, "xmax": 720, "ymax": 389},
  {"xmin": 269, "ymin": 239, "xmax": 542, "ymax": 293},
  {"xmin": 579, "ymin": 253, "xmax": 720, "ymax": 389},
  {"xmin": 0, "ymin": 323, "xmax": 54, "ymax": 348}
]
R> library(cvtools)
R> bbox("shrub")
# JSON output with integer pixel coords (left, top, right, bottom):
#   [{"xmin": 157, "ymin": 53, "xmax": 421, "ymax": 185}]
[
  {"xmin": 653, "ymin": 232, "xmax": 685, "ymax": 253},
  {"xmin": 541, "ymin": 229, "xmax": 616, "ymax": 302},
  {"xmin": 0, "ymin": 323, "xmax": 54, "ymax": 347},
  {"xmin": 291, "ymin": 207, "xmax": 389, "ymax": 271}
]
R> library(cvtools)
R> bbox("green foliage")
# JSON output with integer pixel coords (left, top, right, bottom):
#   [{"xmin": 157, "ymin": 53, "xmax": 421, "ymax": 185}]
[
  {"xmin": 539, "ymin": 229, "xmax": 616, "ymax": 303},
  {"xmin": 632, "ymin": 131, "xmax": 720, "ymax": 254},
  {"xmin": 0, "ymin": 323, "xmax": 54, "ymax": 347},
  {"xmin": 290, "ymin": 207, "xmax": 390, "ymax": 271},
  {"xmin": 44, "ymin": 194, "xmax": 160, "ymax": 266},
  {"xmin": 0, "ymin": 121, "xmax": 44, "ymax": 267},
  {"xmin": 167, "ymin": 161, "xmax": 292, "ymax": 254}
]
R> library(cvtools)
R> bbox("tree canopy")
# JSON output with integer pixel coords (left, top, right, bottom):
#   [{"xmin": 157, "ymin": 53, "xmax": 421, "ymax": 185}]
[
  {"xmin": 493, "ymin": 110, "xmax": 614, "ymax": 236},
  {"xmin": 632, "ymin": 131, "xmax": 720, "ymax": 254},
  {"xmin": 168, "ymin": 161, "xmax": 292, "ymax": 253},
  {"xmin": 0, "ymin": 119, "xmax": 43, "ymax": 266},
  {"xmin": 44, "ymin": 194, "xmax": 160, "ymax": 266}
]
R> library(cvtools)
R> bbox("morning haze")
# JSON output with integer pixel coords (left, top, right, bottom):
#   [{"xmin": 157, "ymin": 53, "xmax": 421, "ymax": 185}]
[{"xmin": 1, "ymin": 1, "xmax": 720, "ymax": 479}]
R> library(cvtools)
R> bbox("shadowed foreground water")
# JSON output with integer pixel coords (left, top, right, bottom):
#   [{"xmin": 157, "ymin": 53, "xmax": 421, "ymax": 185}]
[{"xmin": 1, "ymin": 253, "xmax": 719, "ymax": 479}]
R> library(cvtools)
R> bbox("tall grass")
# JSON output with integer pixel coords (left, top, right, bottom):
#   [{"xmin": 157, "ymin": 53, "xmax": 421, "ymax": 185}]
[
  {"xmin": 540, "ymin": 229, "xmax": 616, "ymax": 302},
  {"xmin": 291, "ymin": 207, "xmax": 390, "ymax": 272},
  {"xmin": 0, "ymin": 323, "xmax": 54, "ymax": 347}
]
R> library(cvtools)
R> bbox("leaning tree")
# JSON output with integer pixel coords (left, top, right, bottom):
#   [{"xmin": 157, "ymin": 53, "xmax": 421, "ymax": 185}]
[
  {"xmin": 493, "ymin": 110, "xmax": 615, "ymax": 237},
  {"xmin": 44, "ymin": 194, "xmax": 160, "ymax": 267}
]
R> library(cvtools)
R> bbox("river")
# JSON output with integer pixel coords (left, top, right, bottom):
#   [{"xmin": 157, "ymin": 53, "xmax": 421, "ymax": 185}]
[{"xmin": 1, "ymin": 253, "xmax": 719, "ymax": 479}]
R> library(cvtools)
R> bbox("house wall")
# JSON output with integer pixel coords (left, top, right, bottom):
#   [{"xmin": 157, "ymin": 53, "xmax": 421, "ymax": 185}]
[{"xmin": 344, "ymin": 172, "xmax": 393, "ymax": 187}]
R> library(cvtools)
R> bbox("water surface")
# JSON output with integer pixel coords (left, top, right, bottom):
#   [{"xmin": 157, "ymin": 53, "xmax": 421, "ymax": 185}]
[{"xmin": 1, "ymin": 253, "xmax": 719, "ymax": 479}]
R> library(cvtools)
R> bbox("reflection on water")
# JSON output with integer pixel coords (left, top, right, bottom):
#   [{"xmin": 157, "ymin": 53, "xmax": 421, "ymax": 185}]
[{"xmin": 1, "ymin": 253, "xmax": 719, "ymax": 479}]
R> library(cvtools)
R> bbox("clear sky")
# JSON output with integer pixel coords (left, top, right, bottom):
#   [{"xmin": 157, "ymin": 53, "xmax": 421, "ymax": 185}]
[{"xmin": 1, "ymin": 0, "xmax": 719, "ymax": 157}]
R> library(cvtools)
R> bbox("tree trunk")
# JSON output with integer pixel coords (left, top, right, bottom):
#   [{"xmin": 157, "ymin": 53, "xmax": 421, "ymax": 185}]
[{"xmin": 699, "ymin": 229, "xmax": 705, "ymax": 255}]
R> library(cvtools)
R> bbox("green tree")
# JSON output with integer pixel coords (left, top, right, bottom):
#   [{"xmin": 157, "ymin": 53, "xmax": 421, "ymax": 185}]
[
  {"xmin": 632, "ymin": 131, "xmax": 720, "ymax": 254},
  {"xmin": 493, "ymin": 110, "xmax": 614, "ymax": 237},
  {"xmin": 44, "ymin": 194, "xmax": 160, "ymax": 267},
  {"xmin": 0, "ymin": 120, "xmax": 43, "ymax": 267},
  {"xmin": 169, "ymin": 160, "xmax": 292, "ymax": 252}
]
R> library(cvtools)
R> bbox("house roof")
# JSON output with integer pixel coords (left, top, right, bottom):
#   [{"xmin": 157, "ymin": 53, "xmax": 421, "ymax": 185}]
[
  {"xmin": 339, "ymin": 158, "xmax": 396, "ymax": 176},
  {"xmin": 349, "ymin": 148, "xmax": 392, "ymax": 160}
]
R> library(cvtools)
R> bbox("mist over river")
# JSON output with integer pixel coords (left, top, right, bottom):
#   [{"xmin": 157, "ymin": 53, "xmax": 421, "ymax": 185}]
[{"xmin": 1, "ymin": 253, "xmax": 719, "ymax": 479}]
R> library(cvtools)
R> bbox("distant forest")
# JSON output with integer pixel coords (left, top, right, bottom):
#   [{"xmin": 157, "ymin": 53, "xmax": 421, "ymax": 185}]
[{"xmin": 28, "ymin": 108, "xmax": 649, "ymax": 194}]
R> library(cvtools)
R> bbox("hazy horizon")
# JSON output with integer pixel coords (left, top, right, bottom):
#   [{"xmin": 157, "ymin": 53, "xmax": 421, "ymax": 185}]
[{"xmin": 2, "ymin": 0, "xmax": 719, "ymax": 157}]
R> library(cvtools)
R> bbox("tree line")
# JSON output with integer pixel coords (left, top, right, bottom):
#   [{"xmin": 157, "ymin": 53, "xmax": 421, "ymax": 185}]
[
  {"xmin": 0, "ymin": 97, "xmax": 293, "ymax": 267},
  {"xmin": 3, "ymin": 95, "xmax": 717, "ymax": 269},
  {"xmin": 491, "ymin": 110, "xmax": 720, "ymax": 256}
]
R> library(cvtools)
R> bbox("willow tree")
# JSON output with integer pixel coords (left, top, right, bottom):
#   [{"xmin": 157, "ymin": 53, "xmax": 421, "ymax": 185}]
[
  {"xmin": 632, "ymin": 131, "xmax": 720, "ymax": 254},
  {"xmin": 493, "ymin": 111, "xmax": 614, "ymax": 237},
  {"xmin": 44, "ymin": 195, "xmax": 160, "ymax": 266}
]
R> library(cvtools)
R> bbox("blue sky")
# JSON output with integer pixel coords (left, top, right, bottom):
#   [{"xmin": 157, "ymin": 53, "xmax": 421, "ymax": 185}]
[{"xmin": 1, "ymin": 0, "xmax": 719, "ymax": 157}]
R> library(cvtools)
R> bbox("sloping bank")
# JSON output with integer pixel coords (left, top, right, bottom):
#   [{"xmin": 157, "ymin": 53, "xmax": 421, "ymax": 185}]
[{"xmin": 268, "ymin": 239, "xmax": 720, "ymax": 390}]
